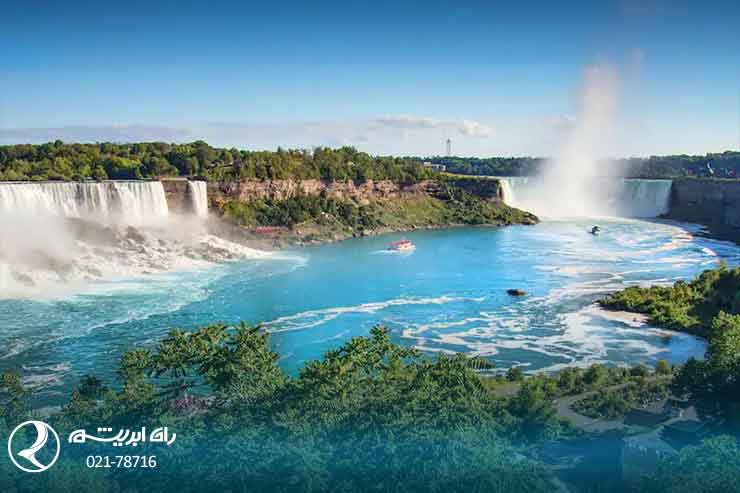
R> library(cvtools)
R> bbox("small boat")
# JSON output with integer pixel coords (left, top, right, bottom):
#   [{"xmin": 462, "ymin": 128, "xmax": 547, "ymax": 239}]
[{"xmin": 388, "ymin": 239, "xmax": 416, "ymax": 252}]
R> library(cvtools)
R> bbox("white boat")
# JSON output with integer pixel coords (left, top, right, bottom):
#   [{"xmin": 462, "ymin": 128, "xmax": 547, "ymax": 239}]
[{"xmin": 388, "ymin": 239, "xmax": 416, "ymax": 252}]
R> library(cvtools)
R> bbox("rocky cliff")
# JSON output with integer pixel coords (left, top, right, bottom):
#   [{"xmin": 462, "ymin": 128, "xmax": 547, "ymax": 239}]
[
  {"xmin": 160, "ymin": 178, "xmax": 190, "ymax": 213},
  {"xmin": 666, "ymin": 178, "xmax": 740, "ymax": 242},
  {"xmin": 206, "ymin": 177, "xmax": 503, "ymax": 206}
]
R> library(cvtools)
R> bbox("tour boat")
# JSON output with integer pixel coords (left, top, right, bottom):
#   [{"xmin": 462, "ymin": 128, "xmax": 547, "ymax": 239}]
[{"xmin": 388, "ymin": 239, "xmax": 416, "ymax": 252}]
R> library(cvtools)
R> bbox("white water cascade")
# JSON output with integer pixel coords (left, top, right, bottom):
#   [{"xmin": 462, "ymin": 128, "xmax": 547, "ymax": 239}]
[
  {"xmin": 500, "ymin": 177, "xmax": 672, "ymax": 218},
  {"xmin": 0, "ymin": 180, "xmax": 271, "ymax": 298},
  {"xmin": 187, "ymin": 180, "xmax": 209, "ymax": 217},
  {"xmin": 0, "ymin": 181, "xmax": 169, "ymax": 226}
]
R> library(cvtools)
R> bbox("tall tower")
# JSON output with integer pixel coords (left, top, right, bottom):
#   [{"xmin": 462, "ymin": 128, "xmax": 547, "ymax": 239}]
[{"xmin": 445, "ymin": 138, "xmax": 452, "ymax": 157}]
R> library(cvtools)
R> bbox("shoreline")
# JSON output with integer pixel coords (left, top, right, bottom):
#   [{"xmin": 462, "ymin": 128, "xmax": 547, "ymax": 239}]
[{"xmin": 257, "ymin": 220, "xmax": 535, "ymax": 248}]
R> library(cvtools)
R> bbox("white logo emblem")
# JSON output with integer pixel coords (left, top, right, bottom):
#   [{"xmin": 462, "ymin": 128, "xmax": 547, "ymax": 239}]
[{"xmin": 7, "ymin": 420, "xmax": 60, "ymax": 472}]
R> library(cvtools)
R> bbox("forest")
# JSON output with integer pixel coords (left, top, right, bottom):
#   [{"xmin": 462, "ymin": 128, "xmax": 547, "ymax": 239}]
[
  {"xmin": 0, "ymin": 141, "xmax": 436, "ymax": 183},
  {"xmin": 3, "ymin": 141, "xmax": 740, "ymax": 183},
  {"xmin": 2, "ymin": 320, "xmax": 740, "ymax": 492}
]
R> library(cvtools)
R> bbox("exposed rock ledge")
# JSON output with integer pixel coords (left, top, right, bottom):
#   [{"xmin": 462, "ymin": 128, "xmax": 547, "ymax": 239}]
[{"xmin": 206, "ymin": 177, "xmax": 503, "ymax": 206}]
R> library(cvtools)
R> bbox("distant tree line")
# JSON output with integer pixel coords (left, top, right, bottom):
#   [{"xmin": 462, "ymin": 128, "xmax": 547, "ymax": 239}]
[
  {"xmin": 0, "ymin": 140, "xmax": 436, "ymax": 183},
  {"xmin": 4, "ymin": 141, "xmax": 739, "ymax": 182},
  {"xmin": 428, "ymin": 156, "xmax": 545, "ymax": 176},
  {"xmin": 426, "ymin": 151, "xmax": 740, "ymax": 178}
]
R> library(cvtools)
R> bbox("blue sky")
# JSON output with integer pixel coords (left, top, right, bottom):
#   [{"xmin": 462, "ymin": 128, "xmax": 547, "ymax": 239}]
[{"xmin": 1, "ymin": 0, "xmax": 738, "ymax": 156}]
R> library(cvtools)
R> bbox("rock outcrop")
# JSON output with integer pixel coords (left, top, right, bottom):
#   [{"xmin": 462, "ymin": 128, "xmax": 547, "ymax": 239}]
[
  {"xmin": 206, "ymin": 177, "xmax": 503, "ymax": 206},
  {"xmin": 160, "ymin": 177, "xmax": 190, "ymax": 213}
]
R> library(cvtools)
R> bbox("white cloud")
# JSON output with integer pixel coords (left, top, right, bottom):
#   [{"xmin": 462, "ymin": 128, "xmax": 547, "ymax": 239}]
[
  {"xmin": 459, "ymin": 120, "xmax": 494, "ymax": 137},
  {"xmin": 0, "ymin": 125, "xmax": 193, "ymax": 143},
  {"xmin": 13, "ymin": 113, "xmax": 725, "ymax": 157},
  {"xmin": 374, "ymin": 115, "xmax": 494, "ymax": 139},
  {"xmin": 375, "ymin": 115, "xmax": 440, "ymax": 130},
  {"xmin": 0, "ymin": 116, "xmax": 497, "ymax": 154}
]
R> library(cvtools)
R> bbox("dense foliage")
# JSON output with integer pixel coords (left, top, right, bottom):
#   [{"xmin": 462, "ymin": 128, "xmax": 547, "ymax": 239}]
[
  {"xmin": 0, "ymin": 141, "xmax": 436, "ymax": 183},
  {"xmin": 6, "ymin": 141, "xmax": 739, "ymax": 183},
  {"xmin": 0, "ymin": 325, "xmax": 555, "ymax": 493},
  {"xmin": 599, "ymin": 264, "xmax": 740, "ymax": 337},
  {"xmin": 634, "ymin": 311, "xmax": 740, "ymax": 491},
  {"xmin": 3, "ymin": 321, "xmax": 740, "ymax": 491},
  {"xmin": 430, "ymin": 156, "xmax": 544, "ymax": 176},
  {"xmin": 221, "ymin": 186, "xmax": 537, "ymax": 241},
  {"xmin": 639, "ymin": 436, "xmax": 740, "ymax": 493},
  {"xmin": 572, "ymin": 379, "xmax": 670, "ymax": 419},
  {"xmin": 223, "ymin": 193, "xmax": 382, "ymax": 230},
  {"xmin": 671, "ymin": 311, "xmax": 740, "ymax": 424},
  {"xmin": 601, "ymin": 265, "xmax": 740, "ymax": 426}
]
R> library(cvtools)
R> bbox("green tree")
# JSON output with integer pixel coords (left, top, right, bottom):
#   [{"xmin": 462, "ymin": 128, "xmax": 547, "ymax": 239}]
[{"xmin": 655, "ymin": 359, "xmax": 672, "ymax": 375}]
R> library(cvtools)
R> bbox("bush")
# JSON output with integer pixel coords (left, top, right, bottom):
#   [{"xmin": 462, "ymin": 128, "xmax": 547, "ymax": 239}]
[{"xmin": 599, "ymin": 264, "xmax": 740, "ymax": 337}]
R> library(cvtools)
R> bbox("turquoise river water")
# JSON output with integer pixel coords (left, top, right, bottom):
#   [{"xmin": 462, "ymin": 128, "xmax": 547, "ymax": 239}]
[{"xmin": 1, "ymin": 218, "xmax": 738, "ymax": 406}]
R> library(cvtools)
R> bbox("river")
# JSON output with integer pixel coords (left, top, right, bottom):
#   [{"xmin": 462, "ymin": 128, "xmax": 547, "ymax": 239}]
[{"xmin": 1, "ymin": 217, "xmax": 737, "ymax": 406}]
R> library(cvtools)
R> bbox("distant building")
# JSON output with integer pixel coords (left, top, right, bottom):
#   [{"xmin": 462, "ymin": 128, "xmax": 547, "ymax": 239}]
[
  {"xmin": 445, "ymin": 138, "xmax": 452, "ymax": 156},
  {"xmin": 422, "ymin": 161, "xmax": 446, "ymax": 172}
]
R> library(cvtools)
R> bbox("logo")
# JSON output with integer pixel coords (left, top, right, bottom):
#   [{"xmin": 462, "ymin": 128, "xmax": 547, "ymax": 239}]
[{"xmin": 7, "ymin": 420, "xmax": 60, "ymax": 473}]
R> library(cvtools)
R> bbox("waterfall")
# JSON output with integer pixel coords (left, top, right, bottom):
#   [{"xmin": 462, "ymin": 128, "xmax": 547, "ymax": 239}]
[
  {"xmin": 499, "ymin": 177, "xmax": 672, "ymax": 218},
  {"xmin": 612, "ymin": 179, "xmax": 672, "ymax": 218},
  {"xmin": 497, "ymin": 177, "xmax": 532, "ymax": 211},
  {"xmin": 113, "ymin": 181, "xmax": 169, "ymax": 224},
  {"xmin": 187, "ymin": 181, "xmax": 209, "ymax": 217},
  {"xmin": 0, "ymin": 181, "xmax": 169, "ymax": 226},
  {"xmin": 0, "ymin": 180, "xmax": 273, "ymax": 299}
]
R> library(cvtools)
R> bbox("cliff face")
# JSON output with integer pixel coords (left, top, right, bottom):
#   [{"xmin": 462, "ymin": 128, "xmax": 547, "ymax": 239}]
[
  {"xmin": 161, "ymin": 178, "xmax": 191, "ymax": 213},
  {"xmin": 207, "ymin": 178, "xmax": 503, "ymax": 205},
  {"xmin": 667, "ymin": 179, "xmax": 740, "ymax": 241}
]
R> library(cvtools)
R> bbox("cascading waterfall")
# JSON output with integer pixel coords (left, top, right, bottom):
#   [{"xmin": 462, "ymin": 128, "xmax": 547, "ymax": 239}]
[
  {"xmin": 187, "ymin": 181, "xmax": 209, "ymax": 217},
  {"xmin": 113, "ymin": 181, "xmax": 169, "ymax": 224},
  {"xmin": 497, "ymin": 177, "xmax": 531, "ymax": 211},
  {"xmin": 614, "ymin": 179, "xmax": 672, "ymax": 217},
  {"xmin": 0, "ymin": 181, "xmax": 169, "ymax": 225},
  {"xmin": 499, "ymin": 177, "xmax": 672, "ymax": 218},
  {"xmin": 0, "ymin": 179, "xmax": 264, "ymax": 298}
]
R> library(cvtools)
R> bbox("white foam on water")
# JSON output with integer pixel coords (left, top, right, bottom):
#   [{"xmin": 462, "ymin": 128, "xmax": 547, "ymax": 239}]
[
  {"xmin": 391, "ymin": 217, "xmax": 730, "ymax": 372},
  {"xmin": 265, "ymin": 295, "xmax": 486, "ymax": 333},
  {"xmin": 400, "ymin": 301, "xmax": 707, "ymax": 374}
]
